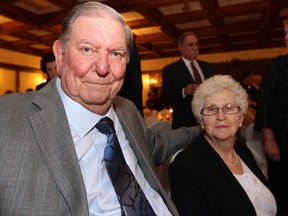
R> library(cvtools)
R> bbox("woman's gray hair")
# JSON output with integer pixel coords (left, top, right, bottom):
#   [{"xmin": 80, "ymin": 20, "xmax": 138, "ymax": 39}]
[
  {"xmin": 192, "ymin": 74, "xmax": 249, "ymax": 122},
  {"xmin": 58, "ymin": 1, "xmax": 133, "ymax": 60}
]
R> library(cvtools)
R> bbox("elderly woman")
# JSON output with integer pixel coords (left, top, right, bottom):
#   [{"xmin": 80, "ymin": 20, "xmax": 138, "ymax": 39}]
[{"xmin": 169, "ymin": 75, "xmax": 284, "ymax": 216}]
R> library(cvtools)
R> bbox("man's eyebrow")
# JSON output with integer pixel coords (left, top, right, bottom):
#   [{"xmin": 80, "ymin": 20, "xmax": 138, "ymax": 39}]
[
  {"xmin": 78, "ymin": 40, "xmax": 94, "ymax": 46},
  {"xmin": 188, "ymin": 42, "xmax": 199, "ymax": 45},
  {"xmin": 111, "ymin": 47, "xmax": 127, "ymax": 52}
]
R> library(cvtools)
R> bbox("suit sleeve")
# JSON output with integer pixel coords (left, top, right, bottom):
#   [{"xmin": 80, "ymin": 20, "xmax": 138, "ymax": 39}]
[{"xmin": 169, "ymin": 161, "xmax": 210, "ymax": 216}]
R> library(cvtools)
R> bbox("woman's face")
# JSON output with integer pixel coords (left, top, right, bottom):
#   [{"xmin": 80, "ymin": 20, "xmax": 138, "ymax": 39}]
[{"xmin": 199, "ymin": 89, "xmax": 244, "ymax": 142}]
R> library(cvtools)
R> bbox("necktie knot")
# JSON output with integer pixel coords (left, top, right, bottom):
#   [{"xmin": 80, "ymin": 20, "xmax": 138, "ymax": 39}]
[
  {"xmin": 190, "ymin": 61, "xmax": 202, "ymax": 84},
  {"xmin": 95, "ymin": 117, "xmax": 115, "ymax": 135}
]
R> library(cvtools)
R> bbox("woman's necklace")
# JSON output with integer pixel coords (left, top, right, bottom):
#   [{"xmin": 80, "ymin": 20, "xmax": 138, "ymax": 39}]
[
  {"xmin": 222, "ymin": 149, "xmax": 239, "ymax": 166},
  {"xmin": 210, "ymin": 138, "xmax": 239, "ymax": 166}
]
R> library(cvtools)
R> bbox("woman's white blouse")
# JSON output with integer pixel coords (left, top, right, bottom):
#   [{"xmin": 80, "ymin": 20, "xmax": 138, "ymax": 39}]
[{"xmin": 234, "ymin": 158, "xmax": 277, "ymax": 216}]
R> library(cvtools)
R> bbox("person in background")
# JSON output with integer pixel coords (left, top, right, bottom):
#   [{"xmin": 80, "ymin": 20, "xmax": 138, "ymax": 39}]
[
  {"xmin": 36, "ymin": 51, "xmax": 57, "ymax": 90},
  {"xmin": 254, "ymin": 17, "xmax": 288, "ymax": 215},
  {"xmin": 4, "ymin": 90, "xmax": 13, "ymax": 94},
  {"xmin": 239, "ymin": 70, "xmax": 253, "ymax": 92},
  {"xmin": 161, "ymin": 32, "xmax": 213, "ymax": 129},
  {"xmin": 247, "ymin": 73, "xmax": 262, "ymax": 110},
  {"xmin": 169, "ymin": 75, "xmax": 284, "ymax": 216},
  {"xmin": 145, "ymin": 92, "xmax": 157, "ymax": 110},
  {"xmin": 25, "ymin": 88, "xmax": 34, "ymax": 92},
  {"xmin": 117, "ymin": 40, "xmax": 144, "ymax": 116},
  {"xmin": 0, "ymin": 2, "xmax": 201, "ymax": 215},
  {"xmin": 239, "ymin": 70, "xmax": 257, "ymax": 126}
]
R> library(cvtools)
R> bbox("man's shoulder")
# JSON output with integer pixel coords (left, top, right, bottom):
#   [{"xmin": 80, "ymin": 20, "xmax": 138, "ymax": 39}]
[
  {"xmin": 114, "ymin": 95, "xmax": 139, "ymax": 111},
  {"xmin": 272, "ymin": 54, "xmax": 288, "ymax": 62},
  {"xmin": 164, "ymin": 58, "xmax": 183, "ymax": 67},
  {"xmin": 268, "ymin": 54, "xmax": 288, "ymax": 70},
  {"xmin": 197, "ymin": 59, "xmax": 212, "ymax": 66},
  {"xmin": 0, "ymin": 91, "xmax": 36, "ymax": 120},
  {"xmin": 197, "ymin": 60, "xmax": 213, "ymax": 76},
  {"xmin": 36, "ymin": 82, "xmax": 47, "ymax": 90}
]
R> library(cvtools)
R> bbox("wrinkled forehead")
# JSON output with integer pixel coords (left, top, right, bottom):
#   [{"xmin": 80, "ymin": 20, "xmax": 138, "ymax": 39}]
[
  {"xmin": 204, "ymin": 89, "xmax": 237, "ymax": 103},
  {"xmin": 184, "ymin": 35, "xmax": 198, "ymax": 44},
  {"xmin": 72, "ymin": 15, "xmax": 127, "ymax": 43}
]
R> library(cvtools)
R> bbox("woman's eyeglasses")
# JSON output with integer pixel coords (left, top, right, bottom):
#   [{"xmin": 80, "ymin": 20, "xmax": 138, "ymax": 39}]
[{"xmin": 201, "ymin": 104, "xmax": 242, "ymax": 116}]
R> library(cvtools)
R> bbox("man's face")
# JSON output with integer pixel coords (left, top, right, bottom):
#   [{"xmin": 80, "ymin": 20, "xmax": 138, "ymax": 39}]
[
  {"xmin": 179, "ymin": 35, "xmax": 199, "ymax": 61},
  {"xmin": 53, "ymin": 15, "xmax": 128, "ymax": 114}
]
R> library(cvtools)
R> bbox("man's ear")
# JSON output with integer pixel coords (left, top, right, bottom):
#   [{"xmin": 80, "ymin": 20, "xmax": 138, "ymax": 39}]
[{"xmin": 53, "ymin": 40, "xmax": 63, "ymax": 75}]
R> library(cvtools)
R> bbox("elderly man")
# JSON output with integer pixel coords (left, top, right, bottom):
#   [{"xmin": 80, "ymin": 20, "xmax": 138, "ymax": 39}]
[
  {"xmin": 0, "ymin": 2, "xmax": 200, "ymax": 215},
  {"xmin": 161, "ymin": 32, "xmax": 214, "ymax": 129}
]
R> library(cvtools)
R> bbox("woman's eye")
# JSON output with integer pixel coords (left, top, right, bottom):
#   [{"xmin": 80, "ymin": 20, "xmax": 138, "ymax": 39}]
[
  {"xmin": 207, "ymin": 107, "xmax": 216, "ymax": 112},
  {"xmin": 224, "ymin": 104, "xmax": 234, "ymax": 111}
]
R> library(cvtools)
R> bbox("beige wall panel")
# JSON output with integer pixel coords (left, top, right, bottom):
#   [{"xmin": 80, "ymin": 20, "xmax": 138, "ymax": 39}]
[
  {"xmin": 0, "ymin": 48, "xmax": 41, "ymax": 69},
  {"xmin": 141, "ymin": 47, "xmax": 288, "ymax": 71},
  {"xmin": 19, "ymin": 71, "xmax": 43, "ymax": 92},
  {"xmin": 0, "ymin": 68, "xmax": 16, "ymax": 95}
]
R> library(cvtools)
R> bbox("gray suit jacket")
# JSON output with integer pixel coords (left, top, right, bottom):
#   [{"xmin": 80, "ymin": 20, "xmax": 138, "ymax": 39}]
[{"xmin": 0, "ymin": 79, "xmax": 201, "ymax": 216}]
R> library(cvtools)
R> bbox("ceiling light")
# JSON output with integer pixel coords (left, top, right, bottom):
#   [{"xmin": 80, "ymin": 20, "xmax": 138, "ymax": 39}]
[{"xmin": 183, "ymin": 0, "xmax": 191, "ymax": 12}]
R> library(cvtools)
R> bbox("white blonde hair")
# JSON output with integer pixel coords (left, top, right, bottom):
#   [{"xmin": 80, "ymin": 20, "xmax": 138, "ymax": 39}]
[{"xmin": 192, "ymin": 74, "xmax": 248, "ymax": 122}]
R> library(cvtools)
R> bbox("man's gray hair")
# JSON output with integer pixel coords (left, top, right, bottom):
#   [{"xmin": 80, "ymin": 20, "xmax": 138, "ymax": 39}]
[{"xmin": 58, "ymin": 1, "xmax": 133, "ymax": 59}]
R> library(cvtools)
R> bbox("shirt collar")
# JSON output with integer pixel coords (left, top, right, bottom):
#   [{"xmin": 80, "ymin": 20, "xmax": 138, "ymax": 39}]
[
  {"xmin": 56, "ymin": 77, "xmax": 116, "ymax": 137},
  {"xmin": 182, "ymin": 56, "xmax": 196, "ymax": 66}
]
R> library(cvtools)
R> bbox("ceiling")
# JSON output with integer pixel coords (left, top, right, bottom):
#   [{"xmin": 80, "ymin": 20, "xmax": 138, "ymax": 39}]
[{"xmin": 0, "ymin": 0, "xmax": 288, "ymax": 61}]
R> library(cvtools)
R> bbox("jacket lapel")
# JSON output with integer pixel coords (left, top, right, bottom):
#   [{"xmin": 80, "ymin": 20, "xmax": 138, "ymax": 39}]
[
  {"xmin": 178, "ymin": 59, "xmax": 194, "ymax": 82},
  {"xmin": 29, "ymin": 80, "xmax": 89, "ymax": 215},
  {"xmin": 113, "ymin": 96, "xmax": 179, "ymax": 216}
]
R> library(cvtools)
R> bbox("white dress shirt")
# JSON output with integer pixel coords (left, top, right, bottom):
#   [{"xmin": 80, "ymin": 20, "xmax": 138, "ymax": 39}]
[
  {"xmin": 56, "ymin": 78, "xmax": 172, "ymax": 216},
  {"xmin": 182, "ymin": 57, "xmax": 205, "ymax": 82},
  {"xmin": 181, "ymin": 57, "xmax": 205, "ymax": 98}
]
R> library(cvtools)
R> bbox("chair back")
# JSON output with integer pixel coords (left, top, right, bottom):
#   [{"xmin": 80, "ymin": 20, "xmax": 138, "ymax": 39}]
[{"xmin": 245, "ymin": 123, "xmax": 268, "ymax": 180}]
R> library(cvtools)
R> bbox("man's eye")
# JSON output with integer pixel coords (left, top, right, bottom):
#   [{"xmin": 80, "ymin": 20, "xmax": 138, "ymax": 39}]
[
  {"xmin": 111, "ymin": 51, "xmax": 124, "ymax": 58},
  {"xmin": 82, "ymin": 47, "xmax": 93, "ymax": 54},
  {"xmin": 108, "ymin": 51, "xmax": 126, "ymax": 62}
]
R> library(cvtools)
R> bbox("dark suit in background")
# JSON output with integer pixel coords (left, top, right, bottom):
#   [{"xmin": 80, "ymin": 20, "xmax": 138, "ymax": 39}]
[
  {"xmin": 161, "ymin": 58, "xmax": 213, "ymax": 129},
  {"xmin": 161, "ymin": 32, "xmax": 213, "ymax": 129},
  {"xmin": 36, "ymin": 52, "xmax": 56, "ymax": 91},
  {"xmin": 118, "ymin": 41, "xmax": 144, "ymax": 116},
  {"xmin": 254, "ymin": 54, "xmax": 288, "ymax": 215}
]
